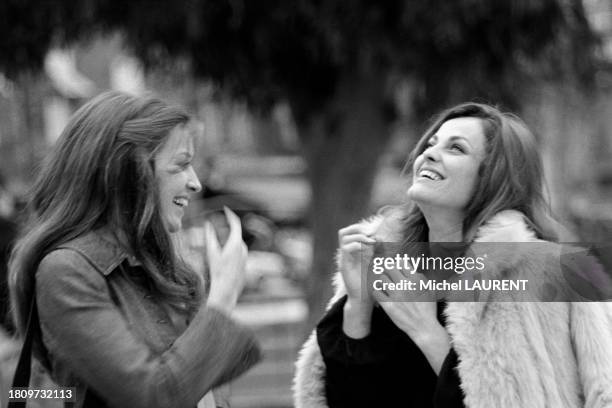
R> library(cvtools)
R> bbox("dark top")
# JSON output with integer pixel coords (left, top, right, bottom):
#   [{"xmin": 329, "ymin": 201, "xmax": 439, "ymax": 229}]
[
  {"xmin": 317, "ymin": 296, "xmax": 465, "ymax": 408},
  {"xmin": 35, "ymin": 228, "xmax": 261, "ymax": 408}
]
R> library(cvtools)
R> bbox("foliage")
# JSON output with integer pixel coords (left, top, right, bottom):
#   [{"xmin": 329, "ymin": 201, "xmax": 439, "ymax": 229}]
[
  {"xmin": 1, "ymin": 0, "xmax": 601, "ymax": 326},
  {"xmin": 75, "ymin": 0, "xmax": 600, "ymax": 117},
  {"xmin": 0, "ymin": 0, "xmax": 98, "ymax": 78},
  {"xmin": 2, "ymin": 0, "xmax": 599, "ymax": 117}
]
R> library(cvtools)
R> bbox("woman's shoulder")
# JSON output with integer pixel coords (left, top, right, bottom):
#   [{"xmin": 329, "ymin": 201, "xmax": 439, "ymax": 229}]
[
  {"xmin": 472, "ymin": 210, "xmax": 612, "ymax": 300},
  {"xmin": 35, "ymin": 234, "xmax": 118, "ymax": 306},
  {"xmin": 47, "ymin": 228, "xmax": 129, "ymax": 276},
  {"xmin": 473, "ymin": 210, "xmax": 540, "ymax": 243},
  {"xmin": 38, "ymin": 228, "xmax": 128, "ymax": 279},
  {"xmin": 36, "ymin": 247, "xmax": 102, "ymax": 295}
]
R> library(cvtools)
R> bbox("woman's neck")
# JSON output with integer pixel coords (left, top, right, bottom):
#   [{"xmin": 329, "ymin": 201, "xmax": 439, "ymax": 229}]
[{"xmin": 419, "ymin": 206, "xmax": 464, "ymax": 242}]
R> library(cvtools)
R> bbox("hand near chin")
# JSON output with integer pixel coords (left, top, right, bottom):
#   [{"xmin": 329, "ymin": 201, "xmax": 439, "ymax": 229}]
[
  {"xmin": 338, "ymin": 223, "xmax": 377, "ymax": 306},
  {"xmin": 338, "ymin": 222, "xmax": 377, "ymax": 338},
  {"xmin": 205, "ymin": 207, "xmax": 248, "ymax": 314}
]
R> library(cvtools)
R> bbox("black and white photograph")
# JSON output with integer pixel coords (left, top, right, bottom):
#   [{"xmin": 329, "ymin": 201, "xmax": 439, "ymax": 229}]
[{"xmin": 1, "ymin": 1, "xmax": 612, "ymax": 407}]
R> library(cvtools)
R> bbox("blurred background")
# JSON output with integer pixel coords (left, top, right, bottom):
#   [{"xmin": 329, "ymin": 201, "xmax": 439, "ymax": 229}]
[{"xmin": 0, "ymin": 0, "xmax": 611, "ymax": 407}]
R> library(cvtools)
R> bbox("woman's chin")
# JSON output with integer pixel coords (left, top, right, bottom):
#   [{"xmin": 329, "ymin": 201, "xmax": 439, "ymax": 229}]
[
  {"xmin": 407, "ymin": 186, "xmax": 433, "ymax": 204},
  {"xmin": 163, "ymin": 219, "xmax": 182, "ymax": 234}
]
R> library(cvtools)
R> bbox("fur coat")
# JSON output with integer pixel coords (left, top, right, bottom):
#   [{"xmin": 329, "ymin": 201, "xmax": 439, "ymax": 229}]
[{"xmin": 293, "ymin": 210, "xmax": 612, "ymax": 408}]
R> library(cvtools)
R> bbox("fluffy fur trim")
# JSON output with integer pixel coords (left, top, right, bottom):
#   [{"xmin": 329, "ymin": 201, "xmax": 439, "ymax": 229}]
[{"xmin": 293, "ymin": 210, "xmax": 612, "ymax": 408}]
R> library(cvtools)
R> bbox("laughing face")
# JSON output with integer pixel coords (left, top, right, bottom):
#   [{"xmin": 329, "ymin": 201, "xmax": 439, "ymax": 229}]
[
  {"xmin": 155, "ymin": 124, "xmax": 202, "ymax": 233},
  {"xmin": 407, "ymin": 117, "xmax": 487, "ymax": 212}
]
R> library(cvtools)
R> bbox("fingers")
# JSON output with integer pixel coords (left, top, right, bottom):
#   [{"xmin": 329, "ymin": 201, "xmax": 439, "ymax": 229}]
[
  {"xmin": 224, "ymin": 206, "xmax": 243, "ymax": 245},
  {"xmin": 338, "ymin": 224, "xmax": 376, "ymax": 240},
  {"xmin": 342, "ymin": 242, "xmax": 375, "ymax": 254},
  {"xmin": 384, "ymin": 266, "xmax": 408, "ymax": 282},
  {"xmin": 340, "ymin": 233, "xmax": 376, "ymax": 246},
  {"xmin": 372, "ymin": 270, "xmax": 435, "ymax": 303},
  {"xmin": 222, "ymin": 207, "xmax": 248, "ymax": 257},
  {"xmin": 372, "ymin": 272, "xmax": 393, "ymax": 302},
  {"xmin": 339, "ymin": 229, "xmax": 376, "ymax": 257},
  {"xmin": 205, "ymin": 222, "xmax": 221, "ymax": 259}
]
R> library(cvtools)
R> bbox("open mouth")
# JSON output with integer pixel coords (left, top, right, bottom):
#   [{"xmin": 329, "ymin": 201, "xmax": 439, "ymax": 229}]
[
  {"xmin": 172, "ymin": 197, "xmax": 189, "ymax": 208},
  {"xmin": 419, "ymin": 169, "xmax": 444, "ymax": 181}
]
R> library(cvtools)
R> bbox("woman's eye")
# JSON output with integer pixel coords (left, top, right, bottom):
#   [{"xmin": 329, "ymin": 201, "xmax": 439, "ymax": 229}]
[
  {"xmin": 450, "ymin": 144, "xmax": 464, "ymax": 153},
  {"xmin": 174, "ymin": 162, "xmax": 190, "ymax": 171}
]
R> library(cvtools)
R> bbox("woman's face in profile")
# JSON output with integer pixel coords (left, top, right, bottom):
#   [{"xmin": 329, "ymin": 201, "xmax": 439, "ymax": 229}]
[
  {"xmin": 407, "ymin": 117, "xmax": 487, "ymax": 213},
  {"xmin": 155, "ymin": 125, "xmax": 202, "ymax": 233}
]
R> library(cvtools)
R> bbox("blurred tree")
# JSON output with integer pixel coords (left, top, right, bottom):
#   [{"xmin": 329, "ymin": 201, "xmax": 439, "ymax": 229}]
[
  {"xmin": 1, "ymin": 0, "xmax": 599, "ymax": 329},
  {"xmin": 0, "ymin": 1, "xmax": 97, "ymax": 78},
  {"xmin": 0, "ymin": 0, "xmax": 98, "ymax": 181}
]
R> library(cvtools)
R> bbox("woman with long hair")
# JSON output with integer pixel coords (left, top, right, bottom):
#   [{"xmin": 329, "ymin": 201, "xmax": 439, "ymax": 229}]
[
  {"xmin": 294, "ymin": 103, "xmax": 612, "ymax": 407},
  {"xmin": 8, "ymin": 91, "xmax": 260, "ymax": 408}
]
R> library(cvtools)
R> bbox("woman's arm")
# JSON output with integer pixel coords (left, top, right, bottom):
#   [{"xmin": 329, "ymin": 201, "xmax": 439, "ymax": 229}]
[
  {"xmin": 318, "ymin": 297, "xmax": 388, "ymax": 408},
  {"xmin": 342, "ymin": 298, "xmax": 374, "ymax": 338},
  {"xmin": 36, "ymin": 249, "xmax": 260, "ymax": 408},
  {"xmin": 317, "ymin": 296, "xmax": 439, "ymax": 408}
]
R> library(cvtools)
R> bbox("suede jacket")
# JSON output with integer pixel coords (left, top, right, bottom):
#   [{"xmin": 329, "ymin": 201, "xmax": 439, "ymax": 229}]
[{"xmin": 35, "ymin": 228, "xmax": 261, "ymax": 408}]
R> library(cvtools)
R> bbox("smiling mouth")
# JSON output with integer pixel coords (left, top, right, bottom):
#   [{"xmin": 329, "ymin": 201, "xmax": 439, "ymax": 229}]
[
  {"xmin": 418, "ymin": 169, "xmax": 444, "ymax": 181},
  {"xmin": 172, "ymin": 197, "xmax": 189, "ymax": 208}
]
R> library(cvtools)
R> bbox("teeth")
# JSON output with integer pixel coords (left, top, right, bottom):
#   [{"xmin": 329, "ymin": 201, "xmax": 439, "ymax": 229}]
[
  {"xmin": 173, "ymin": 198, "xmax": 188, "ymax": 207},
  {"xmin": 420, "ymin": 170, "xmax": 442, "ymax": 181}
]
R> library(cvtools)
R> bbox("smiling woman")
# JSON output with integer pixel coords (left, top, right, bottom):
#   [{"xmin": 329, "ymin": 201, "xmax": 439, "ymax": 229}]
[
  {"xmin": 8, "ymin": 91, "xmax": 260, "ymax": 408},
  {"xmin": 155, "ymin": 124, "xmax": 202, "ymax": 233},
  {"xmin": 408, "ymin": 117, "xmax": 486, "ymax": 216},
  {"xmin": 294, "ymin": 102, "xmax": 612, "ymax": 408}
]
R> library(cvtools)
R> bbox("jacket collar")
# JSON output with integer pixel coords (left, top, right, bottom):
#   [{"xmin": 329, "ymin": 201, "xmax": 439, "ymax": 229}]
[{"xmin": 57, "ymin": 228, "xmax": 141, "ymax": 276}]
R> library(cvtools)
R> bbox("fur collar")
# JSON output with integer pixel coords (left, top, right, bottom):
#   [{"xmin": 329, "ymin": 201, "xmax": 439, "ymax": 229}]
[
  {"xmin": 327, "ymin": 209, "xmax": 542, "ymax": 300},
  {"xmin": 293, "ymin": 210, "xmax": 612, "ymax": 408}
]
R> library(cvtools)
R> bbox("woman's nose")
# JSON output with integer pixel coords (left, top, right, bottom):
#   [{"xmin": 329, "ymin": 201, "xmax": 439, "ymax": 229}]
[
  {"xmin": 187, "ymin": 180, "xmax": 202, "ymax": 193},
  {"xmin": 187, "ymin": 179, "xmax": 202, "ymax": 193},
  {"xmin": 187, "ymin": 169, "xmax": 202, "ymax": 193},
  {"xmin": 423, "ymin": 146, "xmax": 440, "ymax": 162}
]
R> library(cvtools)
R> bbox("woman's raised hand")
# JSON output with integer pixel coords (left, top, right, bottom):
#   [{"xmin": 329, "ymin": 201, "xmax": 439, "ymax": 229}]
[
  {"xmin": 338, "ymin": 223, "xmax": 377, "ymax": 338},
  {"xmin": 338, "ymin": 223, "xmax": 377, "ymax": 302},
  {"xmin": 205, "ymin": 207, "xmax": 248, "ymax": 314}
]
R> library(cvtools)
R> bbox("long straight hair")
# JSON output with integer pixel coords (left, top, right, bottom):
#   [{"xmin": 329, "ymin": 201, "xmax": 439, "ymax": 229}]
[
  {"xmin": 396, "ymin": 102, "xmax": 559, "ymax": 244},
  {"xmin": 9, "ymin": 91, "xmax": 203, "ymax": 336}
]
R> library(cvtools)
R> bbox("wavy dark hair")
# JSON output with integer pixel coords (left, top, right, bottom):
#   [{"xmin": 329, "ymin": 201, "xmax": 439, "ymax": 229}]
[
  {"xmin": 9, "ymin": 91, "xmax": 203, "ymax": 336},
  {"xmin": 393, "ymin": 102, "xmax": 560, "ymax": 244}
]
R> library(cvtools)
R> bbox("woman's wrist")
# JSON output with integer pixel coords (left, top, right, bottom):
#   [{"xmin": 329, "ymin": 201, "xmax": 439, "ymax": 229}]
[
  {"xmin": 206, "ymin": 290, "xmax": 238, "ymax": 314},
  {"xmin": 342, "ymin": 297, "xmax": 374, "ymax": 339}
]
